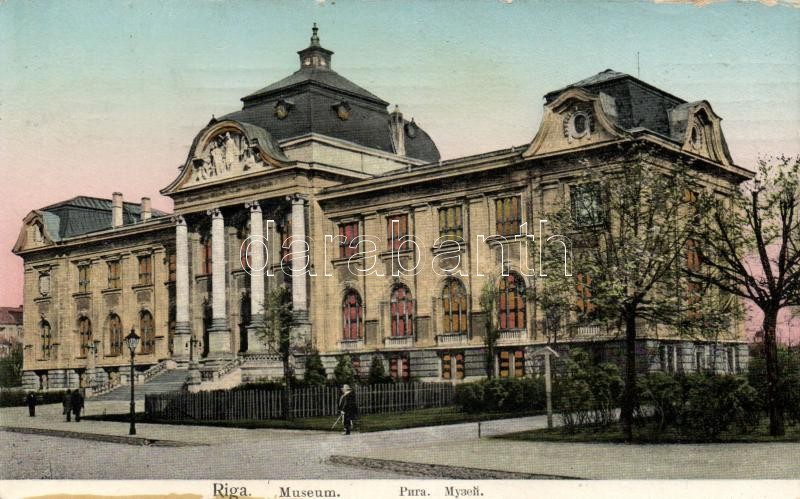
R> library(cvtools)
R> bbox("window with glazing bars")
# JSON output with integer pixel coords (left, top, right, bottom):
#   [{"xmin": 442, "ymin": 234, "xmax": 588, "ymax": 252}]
[
  {"xmin": 390, "ymin": 285, "xmax": 414, "ymax": 337},
  {"xmin": 498, "ymin": 273, "xmax": 526, "ymax": 330},
  {"xmin": 495, "ymin": 197, "xmax": 521, "ymax": 237},
  {"xmin": 339, "ymin": 221, "xmax": 359, "ymax": 258},
  {"xmin": 438, "ymin": 205, "xmax": 463, "ymax": 241},
  {"xmin": 137, "ymin": 255, "xmax": 152, "ymax": 285},
  {"xmin": 77, "ymin": 264, "xmax": 91, "ymax": 293},
  {"xmin": 442, "ymin": 278, "xmax": 468, "ymax": 334},
  {"xmin": 342, "ymin": 290, "xmax": 363, "ymax": 340},
  {"xmin": 386, "ymin": 214, "xmax": 408, "ymax": 251},
  {"xmin": 107, "ymin": 260, "xmax": 121, "ymax": 289}
]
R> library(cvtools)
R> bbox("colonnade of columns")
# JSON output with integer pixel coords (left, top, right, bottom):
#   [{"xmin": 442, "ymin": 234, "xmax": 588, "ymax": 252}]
[{"xmin": 172, "ymin": 195, "xmax": 308, "ymax": 363}]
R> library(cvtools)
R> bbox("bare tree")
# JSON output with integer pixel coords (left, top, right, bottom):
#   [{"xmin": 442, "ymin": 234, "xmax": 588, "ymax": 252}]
[{"xmin": 692, "ymin": 156, "xmax": 800, "ymax": 436}]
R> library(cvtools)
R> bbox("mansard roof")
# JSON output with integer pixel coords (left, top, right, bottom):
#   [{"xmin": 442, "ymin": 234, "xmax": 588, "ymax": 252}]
[
  {"xmin": 37, "ymin": 196, "xmax": 167, "ymax": 241},
  {"xmin": 221, "ymin": 25, "xmax": 440, "ymax": 163}
]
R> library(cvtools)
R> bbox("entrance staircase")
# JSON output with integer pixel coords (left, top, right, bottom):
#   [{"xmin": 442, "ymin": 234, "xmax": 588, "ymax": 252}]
[{"xmin": 91, "ymin": 369, "xmax": 189, "ymax": 401}]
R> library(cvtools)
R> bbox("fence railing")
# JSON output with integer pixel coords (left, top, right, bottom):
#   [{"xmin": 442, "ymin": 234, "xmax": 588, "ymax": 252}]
[{"xmin": 145, "ymin": 382, "xmax": 454, "ymax": 421}]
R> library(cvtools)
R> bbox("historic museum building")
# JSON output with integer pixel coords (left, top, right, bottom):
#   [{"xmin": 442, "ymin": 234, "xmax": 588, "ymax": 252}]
[{"xmin": 13, "ymin": 26, "xmax": 754, "ymax": 391}]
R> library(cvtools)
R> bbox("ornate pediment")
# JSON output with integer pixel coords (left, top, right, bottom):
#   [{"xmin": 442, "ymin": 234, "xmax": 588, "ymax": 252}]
[
  {"xmin": 673, "ymin": 102, "xmax": 733, "ymax": 166},
  {"xmin": 189, "ymin": 131, "xmax": 263, "ymax": 186},
  {"xmin": 161, "ymin": 120, "xmax": 293, "ymax": 195},
  {"xmin": 522, "ymin": 88, "xmax": 626, "ymax": 158}
]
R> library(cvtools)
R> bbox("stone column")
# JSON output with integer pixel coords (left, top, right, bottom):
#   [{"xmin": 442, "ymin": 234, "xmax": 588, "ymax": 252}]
[
  {"xmin": 173, "ymin": 215, "xmax": 192, "ymax": 360},
  {"xmin": 288, "ymin": 194, "xmax": 308, "ymax": 317},
  {"xmin": 207, "ymin": 208, "xmax": 231, "ymax": 357},
  {"xmin": 288, "ymin": 194, "xmax": 310, "ymax": 348},
  {"xmin": 246, "ymin": 201, "xmax": 266, "ymax": 352}
]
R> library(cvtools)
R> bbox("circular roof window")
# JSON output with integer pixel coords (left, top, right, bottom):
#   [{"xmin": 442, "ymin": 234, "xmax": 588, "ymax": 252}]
[{"xmin": 567, "ymin": 111, "xmax": 591, "ymax": 139}]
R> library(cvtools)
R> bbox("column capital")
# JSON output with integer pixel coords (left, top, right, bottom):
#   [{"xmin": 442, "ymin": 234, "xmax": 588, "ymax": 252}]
[
  {"xmin": 207, "ymin": 208, "xmax": 223, "ymax": 219},
  {"xmin": 286, "ymin": 193, "xmax": 308, "ymax": 205},
  {"xmin": 172, "ymin": 215, "xmax": 187, "ymax": 226},
  {"xmin": 245, "ymin": 201, "xmax": 262, "ymax": 212}
]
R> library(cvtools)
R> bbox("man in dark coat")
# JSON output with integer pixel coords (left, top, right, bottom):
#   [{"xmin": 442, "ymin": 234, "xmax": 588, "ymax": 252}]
[
  {"xmin": 26, "ymin": 392, "xmax": 36, "ymax": 417},
  {"xmin": 63, "ymin": 389, "xmax": 72, "ymax": 422},
  {"xmin": 71, "ymin": 389, "xmax": 85, "ymax": 422},
  {"xmin": 337, "ymin": 384, "xmax": 358, "ymax": 435}
]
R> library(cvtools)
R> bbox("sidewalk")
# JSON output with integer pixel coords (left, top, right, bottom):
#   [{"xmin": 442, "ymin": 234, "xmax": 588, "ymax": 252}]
[
  {"xmin": 344, "ymin": 432, "xmax": 800, "ymax": 479},
  {"xmin": 4, "ymin": 401, "xmax": 799, "ymax": 479}
]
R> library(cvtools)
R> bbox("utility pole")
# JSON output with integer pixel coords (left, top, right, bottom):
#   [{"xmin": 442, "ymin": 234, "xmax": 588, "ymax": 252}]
[{"xmin": 532, "ymin": 346, "xmax": 560, "ymax": 429}]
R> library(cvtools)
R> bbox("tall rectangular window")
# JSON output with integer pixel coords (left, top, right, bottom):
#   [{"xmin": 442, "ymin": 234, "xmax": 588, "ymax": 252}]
[
  {"xmin": 107, "ymin": 260, "xmax": 121, "ymax": 289},
  {"xmin": 339, "ymin": 221, "xmax": 359, "ymax": 258},
  {"xmin": 387, "ymin": 214, "xmax": 408, "ymax": 251},
  {"xmin": 77, "ymin": 264, "xmax": 91, "ymax": 293},
  {"xmin": 495, "ymin": 197, "xmax": 521, "ymax": 237},
  {"xmin": 438, "ymin": 206, "xmax": 463, "ymax": 241},
  {"xmin": 168, "ymin": 253, "xmax": 176, "ymax": 282},
  {"xmin": 138, "ymin": 255, "xmax": 152, "ymax": 285},
  {"xmin": 571, "ymin": 184, "xmax": 603, "ymax": 228},
  {"xmin": 202, "ymin": 239, "xmax": 213, "ymax": 275}
]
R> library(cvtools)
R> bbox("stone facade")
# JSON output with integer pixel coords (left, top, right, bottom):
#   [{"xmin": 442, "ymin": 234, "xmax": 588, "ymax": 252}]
[{"xmin": 13, "ymin": 28, "xmax": 753, "ymax": 391}]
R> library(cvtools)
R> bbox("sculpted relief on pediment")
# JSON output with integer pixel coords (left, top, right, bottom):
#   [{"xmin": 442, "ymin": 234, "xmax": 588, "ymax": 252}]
[{"xmin": 187, "ymin": 132, "xmax": 266, "ymax": 187}]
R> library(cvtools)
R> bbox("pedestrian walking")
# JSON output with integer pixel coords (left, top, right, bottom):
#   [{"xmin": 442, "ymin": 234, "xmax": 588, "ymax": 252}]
[
  {"xmin": 337, "ymin": 384, "xmax": 358, "ymax": 435},
  {"xmin": 26, "ymin": 392, "xmax": 37, "ymax": 417},
  {"xmin": 63, "ymin": 389, "xmax": 72, "ymax": 422},
  {"xmin": 71, "ymin": 389, "xmax": 85, "ymax": 422}
]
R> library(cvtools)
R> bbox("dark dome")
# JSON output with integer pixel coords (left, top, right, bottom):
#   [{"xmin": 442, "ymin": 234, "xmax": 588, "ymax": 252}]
[{"xmin": 221, "ymin": 26, "xmax": 440, "ymax": 163}]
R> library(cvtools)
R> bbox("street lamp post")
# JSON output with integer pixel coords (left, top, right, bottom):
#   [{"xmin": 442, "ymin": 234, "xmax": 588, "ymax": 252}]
[{"xmin": 124, "ymin": 328, "xmax": 140, "ymax": 436}]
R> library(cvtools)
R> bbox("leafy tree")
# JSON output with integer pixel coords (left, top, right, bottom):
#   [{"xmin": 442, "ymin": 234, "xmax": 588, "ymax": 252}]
[
  {"xmin": 692, "ymin": 156, "xmax": 800, "ymax": 436},
  {"xmin": 543, "ymin": 146, "xmax": 722, "ymax": 441},
  {"xmin": 0, "ymin": 343, "xmax": 22, "ymax": 387},
  {"xmin": 303, "ymin": 349, "xmax": 327, "ymax": 386},
  {"xmin": 333, "ymin": 354, "xmax": 357, "ymax": 386},
  {"xmin": 367, "ymin": 355, "xmax": 392, "ymax": 384},
  {"xmin": 259, "ymin": 285, "xmax": 296, "ymax": 418}
]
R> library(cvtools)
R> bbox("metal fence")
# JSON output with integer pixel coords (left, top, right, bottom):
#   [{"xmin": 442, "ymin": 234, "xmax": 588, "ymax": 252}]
[{"xmin": 145, "ymin": 382, "xmax": 455, "ymax": 421}]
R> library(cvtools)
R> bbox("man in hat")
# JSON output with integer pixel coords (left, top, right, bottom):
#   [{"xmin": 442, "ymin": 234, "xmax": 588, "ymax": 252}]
[
  {"xmin": 63, "ymin": 389, "xmax": 72, "ymax": 422},
  {"xmin": 337, "ymin": 384, "xmax": 358, "ymax": 435},
  {"xmin": 26, "ymin": 391, "xmax": 37, "ymax": 417}
]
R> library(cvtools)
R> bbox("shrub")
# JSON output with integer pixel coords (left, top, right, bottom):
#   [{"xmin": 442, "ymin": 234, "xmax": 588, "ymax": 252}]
[
  {"xmin": 453, "ymin": 377, "xmax": 546, "ymax": 414},
  {"xmin": 0, "ymin": 389, "xmax": 70, "ymax": 407},
  {"xmin": 367, "ymin": 356, "xmax": 393, "ymax": 385},
  {"xmin": 333, "ymin": 354, "xmax": 357, "ymax": 386},
  {"xmin": 303, "ymin": 350, "xmax": 327, "ymax": 386},
  {"xmin": 682, "ymin": 374, "xmax": 760, "ymax": 439},
  {"xmin": 554, "ymin": 349, "xmax": 622, "ymax": 432},
  {"xmin": 454, "ymin": 382, "xmax": 484, "ymax": 413},
  {"xmin": 637, "ymin": 372, "xmax": 683, "ymax": 431}
]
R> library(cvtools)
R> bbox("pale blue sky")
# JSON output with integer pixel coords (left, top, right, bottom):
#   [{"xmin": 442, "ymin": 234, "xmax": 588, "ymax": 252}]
[{"xmin": 1, "ymin": 0, "xmax": 799, "ymax": 304}]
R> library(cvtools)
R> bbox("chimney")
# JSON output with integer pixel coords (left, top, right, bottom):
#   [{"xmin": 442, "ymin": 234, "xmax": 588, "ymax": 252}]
[
  {"xmin": 390, "ymin": 105, "xmax": 406, "ymax": 157},
  {"xmin": 112, "ymin": 192, "xmax": 123, "ymax": 228},
  {"xmin": 141, "ymin": 197, "xmax": 152, "ymax": 221}
]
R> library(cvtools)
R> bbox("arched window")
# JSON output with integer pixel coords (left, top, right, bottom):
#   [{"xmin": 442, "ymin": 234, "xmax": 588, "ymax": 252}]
[
  {"xmin": 342, "ymin": 290, "xmax": 363, "ymax": 340},
  {"xmin": 390, "ymin": 285, "xmax": 413, "ymax": 337},
  {"xmin": 442, "ymin": 278, "xmax": 468, "ymax": 334},
  {"xmin": 40, "ymin": 321, "xmax": 51, "ymax": 360},
  {"xmin": 78, "ymin": 317, "xmax": 92, "ymax": 357},
  {"xmin": 108, "ymin": 314, "xmax": 123, "ymax": 356},
  {"xmin": 498, "ymin": 273, "xmax": 526, "ymax": 330},
  {"xmin": 140, "ymin": 311, "xmax": 155, "ymax": 355}
]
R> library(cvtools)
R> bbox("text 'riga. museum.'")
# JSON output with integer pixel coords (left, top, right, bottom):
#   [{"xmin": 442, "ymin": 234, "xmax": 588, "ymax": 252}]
[{"xmin": 13, "ymin": 26, "xmax": 752, "ymax": 392}]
